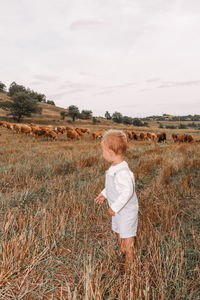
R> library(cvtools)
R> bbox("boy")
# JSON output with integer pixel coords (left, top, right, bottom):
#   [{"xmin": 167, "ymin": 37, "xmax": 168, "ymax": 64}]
[{"xmin": 94, "ymin": 129, "xmax": 138, "ymax": 265}]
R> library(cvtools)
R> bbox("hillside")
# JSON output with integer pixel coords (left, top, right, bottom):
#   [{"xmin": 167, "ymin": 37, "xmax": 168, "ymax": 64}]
[
  {"xmin": 1, "ymin": 92, "xmax": 200, "ymax": 131},
  {"xmin": 0, "ymin": 92, "xmax": 65, "ymax": 124}
]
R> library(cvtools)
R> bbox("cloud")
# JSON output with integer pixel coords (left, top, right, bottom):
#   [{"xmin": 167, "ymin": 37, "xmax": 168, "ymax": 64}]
[
  {"xmin": 158, "ymin": 80, "xmax": 200, "ymax": 89},
  {"xmin": 146, "ymin": 78, "xmax": 161, "ymax": 83},
  {"xmin": 70, "ymin": 18, "xmax": 105, "ymax": 31},
  {"xmin": 108, "ymin": 82, "xmax": 138, "ymax": 89},
  {"xmin": 63, "ymin": 89, "xmax": 86, "ymax": 95},
  {"xmin": 33, "ymin": 74, "xmax": 59, "ymax": 82},
  {"xmin": 93, "ymin": 90, "xmax": 114, "ymax": 96},
  {"xmin": 93, "ymin": 81, "xmax": 138, "ymax": 96},
  {"xmin": 139, "ymin": 88, "xmax": 152, "ymax": 92},
  {"xmin": 79, "ymin": 71, "xmax": 102, "ymax": 78}
]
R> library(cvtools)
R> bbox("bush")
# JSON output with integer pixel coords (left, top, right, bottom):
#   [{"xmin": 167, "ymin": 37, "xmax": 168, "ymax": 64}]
[
  {"xmin": 92, "ymin": 117, "xmax": 100, "ymax": 124},
  {"xmin": 79, "ymin": 110, "xmax": 93, "ymax": 120},
  {"xmin": 178, "ymin": 123, "xmax": 187, "ymax": 129},
  {"xmin": 123, "ymin": 116, "xmax": 133, "ymax": 125},
  {"xmin": 105, "ymin": 111, "xmax": 111, "ymax": 120},
  {"xmin": 133, "ymin": 118, "xmax": 146, "ymax": 127},
  {"xmin": 0, "ymin": 81, "xmax": 6, "ymax": 92},
  {"xmin": 187, "ymin": 122, "xmax": 198, "ymax": 128},
  {"xmin": 47, "ymin": 100, "xmax": 55, "ymax": 105},
  {"xmin": 166, "ymin": 125, "xmax": 177, "ymax": 129},
  {"xmin": 112, "ymin": 112, "xmax": 123, "ymax": 123}
]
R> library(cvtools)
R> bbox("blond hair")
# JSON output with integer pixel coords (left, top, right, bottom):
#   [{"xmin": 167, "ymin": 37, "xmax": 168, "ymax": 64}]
[{"xmin": 101, "ymin": 129, "xmax": 127, "ymax": 155}]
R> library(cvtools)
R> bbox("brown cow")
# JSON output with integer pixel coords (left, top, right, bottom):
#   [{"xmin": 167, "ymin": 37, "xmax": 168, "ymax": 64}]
[
  {"xmin": 56, "ymin": 126, "xmax": 65, "ymax": 134},
  {"xmin": 172, "ymin": 133, "xmax": 178, "ymax": 142},
  {"xmin": 32, "ymin": 127, "xmax": 57, "ymax": 140},
  {"xmin": 13, "ymin": 124, "xmax": 32, "ymax": 134},
  {"xmin": 40, "ymin": 125, "xmax": 55, "ymax": 131},
  {"xmin": 67, "ymin": 129, "xmax": 80, "ymax": 140},
  {"xmin": 92, "ymin": 130, "xmax": 105, "ymax": 140},
  {"xmin": 13, "ymin": 123, "xmax": 22, "ymax": 133},
  {"xmin": 20, "ymin": 124, "xmax": 32, "ymax": 134},
  {"xmin": 147, "ymin": 132, "xmax": 157, "ymax": 141},
  {"xmin": 140, "ymin": 132, "xmax": 148, "ymax": 141},
  {"xmin": 151, "ymin": 133, "xmax": 157, "ymax": 141},
  {"xmin": 66, "ymin": 126, "xmax": 73, "ymax": 131},
  {"xmin": 75, "ymin": 128, "xmax": 83, "ymax": 136},
  {"xmin": 6, "ymin": 122, "xmax": 13, "ymax": 130},
  {"xmin": 42, "ymin": 130, "xmax": 57, "ymax": 140},
  {"xmin": 147, "ymin": 132, "xmax": 152, "ymax": 139},
  {"xmin": 173, "ymin": 134, "xmax": 194, "ymax": 143},
  {"xmin": 0, "ymin": 121, "xmax": 6, "ymax": 127},
  {"xmin": 0, "ymin": 121, "xmax": 13, "ymax": 130},
  {"xmin": 126, "ymin": 131, "xmax": 133, "ymax": 140},
  {"xmin": 0, "ymin": 121, "xmax": 9, "ymax": 128},
  {"xmin": 80, "ymin": 128, "xmax": 90, "ymax": 134},
  {"xmin": 185, "ymin": 135, "xmax": 194, "ymax": 143}
]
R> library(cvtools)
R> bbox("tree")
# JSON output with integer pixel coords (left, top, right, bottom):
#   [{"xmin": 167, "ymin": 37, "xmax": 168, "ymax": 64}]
[
  {"xmin": 0, "ymin": 92, "xmax": 42, "ymax": 122},
  {"xmin": 105, "ymin": 111, "xmax": 111, "ymax": 120},
  {"xmin": 67, "ymin": 105, "xmax": 80, "ymax": 122},
  {"xmin": 92, "ymin": 117, "xmax": 100, "ymax": 124},
  {"xmin": 47, "ymin": 100, "xmax": 55, "ymax": 105},
  {"xmin": 60, "ymin": 111, "xmax": 66, "ymax": 120},
  {"xmin": 8, "ymin": 82, "xmax": 26, "ymax": 97},
  {"xmin": 178, "ymin": 123, "xmax": 187, "ymax": 129},
  {"xmin": 123, "ymin": 116, "xmax": 132, "ymax": 125},
  {"xmin": 132, "ymin": 118, "xmax": 144, "ymax": 127},
  {"xmin": 0, "ymin": 81, "xmax": 6, "ymax": 92},
  {"xmin": 80, "ymin": 110, "xmax": 93, "ymax": 120},
  {"xmin": 36, "ymin": 94, "xmax": 46, "ymax": 103},
  {"xmin": 8, "ymin": 82, "xmax": 48, "ymax": 103},
  {"xmin": 112, "ymin": 112, "xmax": 123, "ymax": 123}
]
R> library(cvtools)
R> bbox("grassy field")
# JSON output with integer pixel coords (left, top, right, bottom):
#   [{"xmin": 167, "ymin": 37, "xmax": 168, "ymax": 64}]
[{"xmin": 0, "ymin": 124, "xmax": 200, "ymax": 299}]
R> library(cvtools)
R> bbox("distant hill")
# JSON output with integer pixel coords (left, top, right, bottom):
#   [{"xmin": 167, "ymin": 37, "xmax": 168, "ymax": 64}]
[
  {"xmin": 1, "ymin": 91, "xmax": 200, "ymax": 129},
  {"xmin": 0, "ymin": 92, "xmax": 66, "ymax": 124}
]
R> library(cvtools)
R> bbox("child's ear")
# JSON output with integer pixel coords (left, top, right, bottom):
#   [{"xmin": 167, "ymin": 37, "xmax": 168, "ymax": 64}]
[{"xmin": 108, "ymin": 149, "xmax": 115, "ymax": 155}]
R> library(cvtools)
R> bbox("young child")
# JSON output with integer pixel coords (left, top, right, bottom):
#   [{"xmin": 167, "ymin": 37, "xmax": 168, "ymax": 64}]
[{"xmin": 94, "ymin": 129, "xmax": 138, "ymax": 265}]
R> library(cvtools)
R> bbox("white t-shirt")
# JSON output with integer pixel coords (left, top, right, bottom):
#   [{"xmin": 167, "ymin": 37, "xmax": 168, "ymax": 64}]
[{"xmin": 101, "ymin": 161, "xmax": 136, "ymax": 213}]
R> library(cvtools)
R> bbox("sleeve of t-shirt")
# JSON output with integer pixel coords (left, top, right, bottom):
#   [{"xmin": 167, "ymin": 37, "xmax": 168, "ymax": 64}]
[
  {"xmin": 101, "ymin": 188, "xmax": 106, "ymax": 198},
  {"xmin": 110, "ymin": 170, "xmax": 134, "ymax": 213}
]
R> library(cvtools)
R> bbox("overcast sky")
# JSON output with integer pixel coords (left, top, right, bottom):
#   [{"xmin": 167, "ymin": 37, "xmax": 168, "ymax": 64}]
[{"xmin": 0, "ymin": 0, "xmax": 200, "ymax": 117}]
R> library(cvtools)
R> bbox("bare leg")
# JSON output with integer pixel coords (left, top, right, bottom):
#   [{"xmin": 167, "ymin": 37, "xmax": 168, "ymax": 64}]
[
  {"xmin": 115, "ymin": 233, "xmax": 122, "ymax": 252},
  {"xmin": 115, "ymin": 233, "xmax": 126, "ymax": 254},
  {"xmin": 115, "ymin": 232, "xmax": 120, "ymax": 244},
  {"xmin": 122, "ymin": 237, "xmax": 135, "ymax": 265}
]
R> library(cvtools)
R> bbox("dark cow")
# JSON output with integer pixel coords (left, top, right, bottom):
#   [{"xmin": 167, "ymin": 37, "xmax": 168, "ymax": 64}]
[{"xmin": 157, "ymin": 132, "xmax": 167, "ymax": 143}]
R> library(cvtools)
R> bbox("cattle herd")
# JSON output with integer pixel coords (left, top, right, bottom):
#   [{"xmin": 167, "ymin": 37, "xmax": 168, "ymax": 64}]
[{"xmin": 0, "ymin": 120, "xmax": 197, "ymax": 143}]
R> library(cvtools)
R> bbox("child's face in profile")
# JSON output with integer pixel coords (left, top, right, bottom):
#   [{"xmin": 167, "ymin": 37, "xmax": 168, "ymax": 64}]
[{"xmin": 101, "ymin": 142, "xmax": 115, "ymax": 163}]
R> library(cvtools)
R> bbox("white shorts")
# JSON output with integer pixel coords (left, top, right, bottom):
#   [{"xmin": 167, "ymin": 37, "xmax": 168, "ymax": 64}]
[{"xmin": 112, "ymin": 210, "xmax": 138, "ymax": 238}]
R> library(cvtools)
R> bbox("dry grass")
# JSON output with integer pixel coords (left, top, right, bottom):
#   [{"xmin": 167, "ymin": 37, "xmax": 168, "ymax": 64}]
[{"xmin": 0, "ymin": 126, "xmax": 199, "ymax": 299}]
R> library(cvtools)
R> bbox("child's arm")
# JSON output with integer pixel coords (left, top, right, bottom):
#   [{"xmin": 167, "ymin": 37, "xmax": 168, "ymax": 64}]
[
  {"xmin": 94, "ymin": 192, "xmax": 106, "ymax": 204},
  {"xmin": 110, "ymin": 170, "xmax": 134, "ymax": 213},
  {"xmin": 108, "ymin": 206, "xmax": 115, "ymax": 216}
]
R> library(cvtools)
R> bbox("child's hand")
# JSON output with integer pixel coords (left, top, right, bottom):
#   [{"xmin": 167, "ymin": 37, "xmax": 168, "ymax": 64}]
[
  {"xmin": 94, "ymin": 193, "xmax": 106, "ymax": 204},
  {"xmin": 108, "ymin": 206, "xmax": 115, "ymax": 216}
]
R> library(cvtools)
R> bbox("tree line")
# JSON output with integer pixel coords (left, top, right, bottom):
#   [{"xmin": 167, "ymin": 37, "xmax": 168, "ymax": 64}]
[
  {"xmin": 63, "ymin": 107, "xmax": 148, "ymax": 126},
  {"xmin": 105, "ymin": 111, "xmax": 148, "ymax": 126}
]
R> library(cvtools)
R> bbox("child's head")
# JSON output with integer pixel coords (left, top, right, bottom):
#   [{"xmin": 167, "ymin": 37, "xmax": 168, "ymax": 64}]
[{"xmin": 101, "ymin": 129, "xmax": 127, "ymax": 161}]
